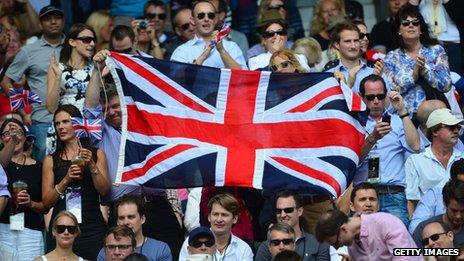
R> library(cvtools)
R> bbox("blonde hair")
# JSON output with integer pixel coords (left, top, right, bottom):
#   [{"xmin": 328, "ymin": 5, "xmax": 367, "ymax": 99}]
[
  {"xmin": 270, "ymin": 49, "xmax": 307, "ymax": 73},
  {"xmin": 292, "ymin": 37, "xmax": 322, "ymax": 66},
  {"xmin": 310, "ymin": 0, "xmax": 345, "ymax": 35},
  {"xmin": 86, "ymin": 10, "xmax": 111, "ymax": 47},
  {"xmin": 52, "ymin": 211, "xmax": 81, "ymax": 236}
]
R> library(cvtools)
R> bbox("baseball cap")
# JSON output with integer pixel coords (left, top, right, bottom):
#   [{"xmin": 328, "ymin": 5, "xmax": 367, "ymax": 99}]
[
  {"xmin": 426, "ymin": 108, "xmax": 464, "ymax": 128},
  {"xmin": 39, "ymin": 5, "xmax": 64, "ymax": 20},
  {"xmin": 188, "ymin": 227, "xmax": 214, "ymax": 246}
]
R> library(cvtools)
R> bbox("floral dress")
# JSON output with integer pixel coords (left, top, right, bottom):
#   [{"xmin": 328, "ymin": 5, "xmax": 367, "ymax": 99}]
[{"xmin": 45, "ymin": 63, "xmax": 94, "ymax": 155}]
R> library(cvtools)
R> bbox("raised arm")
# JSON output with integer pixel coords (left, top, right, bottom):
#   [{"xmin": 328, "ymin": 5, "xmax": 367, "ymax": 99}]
[
  {"xmin": 85, "ymin": 50, "xmax": 110, "ymax": 108},
  {"xmin": 389, "ymin": 91, "xmax": 420, "ymax": 152},
  {"xmin": 46, "ymin": 55, "xmax": 62, "ymax": 113}
]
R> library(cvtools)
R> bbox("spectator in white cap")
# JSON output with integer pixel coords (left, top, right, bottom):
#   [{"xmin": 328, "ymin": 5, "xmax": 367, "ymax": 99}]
[{"xmin": 405, "ymin": 108, "xmax": 464, "ymax": 216}]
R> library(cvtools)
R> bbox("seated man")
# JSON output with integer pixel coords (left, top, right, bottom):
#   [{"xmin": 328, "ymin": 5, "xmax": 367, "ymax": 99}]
[
  {"xmin": 413, "ymin": 180, "xmax": 464, "ymax": 248},
  {"xmin": 268, "ymin": 223, "xmax": 296, "ymax": 258},
  {"xmin": 315, "ymin": 210, "xmax": 421, "ymax": 260},
  {"xmin": 187, "ymin": 226, "xmax": 216, "ymax": 260},
  {"xmin": 104, "ymin": 226, "xmax": 136, "ymax": 261},
  {"xmin": 421, "ymin": 221, "xmax": 455, "ymax": 261}
]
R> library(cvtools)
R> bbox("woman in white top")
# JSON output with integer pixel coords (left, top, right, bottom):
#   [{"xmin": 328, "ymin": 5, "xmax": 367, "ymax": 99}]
[{"xmin": 35, "ymin": 210, "xmax": 85, "ymax": 261}]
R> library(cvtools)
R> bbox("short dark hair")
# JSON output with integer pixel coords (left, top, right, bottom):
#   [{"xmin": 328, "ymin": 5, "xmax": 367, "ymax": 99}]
[
  {"xmin": 422, "ymin": 221, "xmax": 450, "ymax": 236},
  {"xmin": 260, "ymin": 20, "xmax": 288, "ymax": 36},
  {"xmin": 451, "ymin": 159, "xmax": 464, "ymax": 181},
  {"xmin": 207, "ymin": 193, "xmax": 239, "ymax": 216},
  {"xmin": 359, "ymin": 74, "xmax": 387, "ymax": 96},
  {"xmin": 214, "ymin": 0, "xmax": 228, "ymax": 14},
  {"xmin": 443, "ymin": 180, "xmax": 464, "ymax": 207},
  {"xmin": 275, "ymin": 190, "xmax": 302, "ymax": 208},
  {"xmin": 330, "ymin": 21, "xmax": 360, "ymax": 43},
  {"xmin": 173, "ymin": 7, "xmax": 192, "ymax": 27},
  {"xmin": 110, "ymin": 25, "xmax": 135, "ymax": 48},
  {"xmin": 115, "ymin": 194, "xmax": 145, "ymax": 217},
  {"xmin": 315, "ymin": 209, "xmax": 348, "ymax": 242},
  {"xmin": 124, "ymin": 253, "xmax": 150, "ymax": 261},
  {"xmin": 350, "ymin": 182, "xmax": 379, "ymax": 203},
  {"xmin": 267, "ymin": 222, "xmax": 295, "ymax": 243},
  {"xmin": 274, "ymin": 250, "xmax": 302, "ymax": 261},
  {"xmin": 144, "ymin": 0, "xmax": 166, "ymax": 14},
  {"xmin": 105, "ymin": 225, "xmax": 137, "ymax": 248}
]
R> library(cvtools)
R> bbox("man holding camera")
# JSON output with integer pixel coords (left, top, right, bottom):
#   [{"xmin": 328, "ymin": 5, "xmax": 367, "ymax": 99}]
[
  {"xmin": 170, "ymin": 0, "xmax": 247, "ymax": 69},
  {"xmin": 357, "ymin": 74, "xmax": 421, "ymax": 226}
]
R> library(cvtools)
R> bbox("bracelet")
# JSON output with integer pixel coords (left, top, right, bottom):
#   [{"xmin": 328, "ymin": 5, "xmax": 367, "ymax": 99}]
[
  {"xmin": 90, "ymin": 166, "xmax": 99, "ymax": 176},
  {"xmin": 399, "ymin": 112, "xmax": 409, "ymax": 119},
  {"xmin": 54, "ymin": 185, "xmax": 64, "ymax": 199}
]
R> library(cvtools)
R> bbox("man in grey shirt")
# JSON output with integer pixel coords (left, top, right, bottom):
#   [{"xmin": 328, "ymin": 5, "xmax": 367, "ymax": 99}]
[{"xmin": 1, "ymin": 5, "xmax": 65, "ymax": 161}]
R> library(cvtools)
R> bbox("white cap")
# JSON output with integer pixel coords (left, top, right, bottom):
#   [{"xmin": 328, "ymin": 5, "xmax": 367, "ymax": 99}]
[{"xmin": 426, "ymin": 108, "xmax": 464, "ymax": 128}]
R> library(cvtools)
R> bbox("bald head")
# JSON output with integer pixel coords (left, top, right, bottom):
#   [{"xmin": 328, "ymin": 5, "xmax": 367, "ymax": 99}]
[{"xmin": 416, "ymin": 100, "xmax": 447, "ymax": 127}]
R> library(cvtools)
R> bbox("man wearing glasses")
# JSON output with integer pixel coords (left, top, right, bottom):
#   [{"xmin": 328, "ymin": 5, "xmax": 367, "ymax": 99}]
[
  {"xmin": 421, "ymin": 221, "xmax": 455, "ymax": 258},
  {"xmin": 405, "ymin": 108, "xmax": 464, "ymax": 216},
  {"xmin": 186, "ymin": 226, "xmax": 216, "ymax": 260},
  {"xmin": 267, "ymin": 223, "xmax": 296, "ymax": 258},
  {"xmin": 104, "ymin": 225, "xmax": 137, "ymax": 261},
  {"xmin": 315, "ymin": 209, "xmax": 421, "ymax": 260},
  {"xmin": 164, "ymin": 8, "xmax": 196, "ymax": 59},
  {"xmin": 171, "ymin": 0, "xmax": 247, "ymax": 69},
  {"xmin": 356, "ymin": 74, "xmax": 420, "ymax": 226},
  {"xmin": 256, "ymin": 190, "xmax": 329, "ymax": 260}
]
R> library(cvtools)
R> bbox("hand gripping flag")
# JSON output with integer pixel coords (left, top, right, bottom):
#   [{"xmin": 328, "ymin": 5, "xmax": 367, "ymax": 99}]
[
  {"xmin": 71, "ymin": 117, "xmax": 102, "ymax": 142},
  {"xmin": 108, "ymin": 52, "xmax": 366, "ymax": 197},
  {"xmin": 9, "ymin": 88, "xmax": 42, "ymax": 111},
  {"xmin": 215, "ymin": 24, "xmax": 231, "ymax": 43}
]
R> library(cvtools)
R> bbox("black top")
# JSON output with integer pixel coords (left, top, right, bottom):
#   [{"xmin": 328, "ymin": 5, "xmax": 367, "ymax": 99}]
[
  {"xmin": 0, "ymin": 161, "xmax": 44, "ymax": 231},
  {"xmin": 312, "ymin": 33, "xmax": 330, "ymax": 51},
  {"xmin": 369, "ymin": 17, "xmax": 398, "ymax": 53}
]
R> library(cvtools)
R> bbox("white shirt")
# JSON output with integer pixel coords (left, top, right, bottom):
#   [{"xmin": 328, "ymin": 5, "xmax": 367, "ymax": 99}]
[
  {"xmin": 405, "ymin": 146, "xmax": 463, "ymax": 200},
  {"xmin": 179, "ymin": 233, "xmax": 253, "ymax": 261}
]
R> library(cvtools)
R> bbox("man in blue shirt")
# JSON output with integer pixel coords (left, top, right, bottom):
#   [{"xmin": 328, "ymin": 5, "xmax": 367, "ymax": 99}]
[
  {"xmin": 171, "ymin": 0, "xmax": 247, "ymax": 69},
  {"xmin": 357, "ymin": 74, "xmax": 421, "ymax": 226}
]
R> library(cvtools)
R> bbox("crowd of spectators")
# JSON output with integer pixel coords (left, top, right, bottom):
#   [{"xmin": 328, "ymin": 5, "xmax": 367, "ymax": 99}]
[{"xmin": 0, "ymin": 0, "xmax": 464, "ymax": 260}]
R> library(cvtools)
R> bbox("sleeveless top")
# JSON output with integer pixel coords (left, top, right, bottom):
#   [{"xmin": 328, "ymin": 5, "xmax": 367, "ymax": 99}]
[{"xmin": 40, "ymin": 255, "xmax": 84, "ymax": 261}]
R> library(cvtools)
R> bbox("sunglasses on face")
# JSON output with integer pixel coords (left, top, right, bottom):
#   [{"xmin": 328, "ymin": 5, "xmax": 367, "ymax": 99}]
[
  {"xmin": 360, "ymin": 33, "xmax": 370, "ymax": 39},
  {"xmin": 364, "ymin": 93, "xmax": 386, "ymax": 101},
  {"xmin": 268, "ymin": 4, "xmax": 285, "ymax": 11},
  {"xmin": 145, "ymin": 13, "xmax": 166, "ymax": 20},
  {"xmin": 270, "ymin": 238, "xmax": 294, "ymax": 246},
  {"xmin": 275, "ymin": 207, "xmax": 296, "ymax": 214},
  {"xmin": 263, "ymin": 30, "xmax": 287, "ymax": 39},
  {"xmin": 421, "ymin": 232, "xmax": 447, "ymax": 245},
  {"xmin": 197, "ymin": 12, "xmax": 216, "ymax": 20},
  {"xmin": 75, "ymin": 36, "xmax": 95, "ymax": 44},
  {"xmin": 179, "ymin": 22, "xmax": 191, "ymax": 31},
  {"xmin": 442, "ymin": 124, "xmax": 462, "ymax": 132},
  {"xmin": 401, "ymin": 19, "xmax": 420, "ymax": 27},
  {"xmin": 190, "ymin": 239, "xmax": 215, "ymax": 248},
  {"xmin": 56, "ymin": 225, "xmax": 77, "ymax": 234},
  {"xmin": 116, "ymin": 47, "xmax": 133, "ymax": 54},
  {"xmin": 105, "ymin": 244, "xmax": 133, "ymax": 251}
]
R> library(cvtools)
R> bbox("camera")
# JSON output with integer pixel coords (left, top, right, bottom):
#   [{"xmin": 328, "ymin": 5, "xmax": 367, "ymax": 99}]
[{"xmin": 136, "ymin": 19, "xmax": 149, "ymax": 29}]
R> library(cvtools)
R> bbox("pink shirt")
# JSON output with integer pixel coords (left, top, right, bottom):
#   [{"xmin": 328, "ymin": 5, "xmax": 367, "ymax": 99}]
[{"xmin": 348, "ymin": 212, "xmax": 422, "ymax": 261}]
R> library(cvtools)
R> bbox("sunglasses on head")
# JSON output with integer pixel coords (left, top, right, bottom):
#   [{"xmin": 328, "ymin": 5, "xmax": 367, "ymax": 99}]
[
  {"xmin": 275, "ymin": 207, "xmax": 296, "ymax": 214},
  {"xmin": 190, "ymin": 239, "xmax": 215, "ymax": 248},
  {"xmin": 145, "ymin": 13, "xmax": 166, "ymax": 20},
  {"xmin": 270, "ymin": 238, "xmax": 294, "ymax": 246},
  {"xmin": 179, "ymin": 22, "xmax": 191, "ymax": 31},
  {"xmin": 75, "ymin": 36, "xmax": 95, "ymax": 44},
  {"xmin": 364, "ymin": 93, "xmax": 386, "ymax": 101},
  {"xmin": 360, "ymin": 33, "xmax": 370, "ymax": 39},
  {"xmin": 401, "ymin": 19, "xmax": 420, "ymax": 27},
  {"xmin": 263, "ymin": 30, "xmax": 287, "ymax": 39},
  {"xmin": 197, "ymin": 12, "xmax": 215, "ymax": 20},
  {"xmin": 421, "ymin": 232, "xmax": 447, "ymax": 246},
  {"xmin": 268, "ymin": 4, "xmax": 285, "ymax": 10},
  {"xmin": 56, "ymin": 225, "xmax": 77, "ymax": 234}
]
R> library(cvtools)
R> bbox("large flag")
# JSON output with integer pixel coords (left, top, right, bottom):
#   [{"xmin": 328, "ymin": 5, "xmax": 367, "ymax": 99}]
[{"xmin": 109, "ymin": 53, "xmax": 366, "ymax": 197}]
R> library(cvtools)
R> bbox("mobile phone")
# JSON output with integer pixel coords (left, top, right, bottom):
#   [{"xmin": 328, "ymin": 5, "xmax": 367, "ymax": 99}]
[
  {"xmin": 382, "ymin": 114, "xmax": 391, "ymax": 125},
  {"xmin": 367, "ymin": 156, "xmax": 380, "ymax": 183}
]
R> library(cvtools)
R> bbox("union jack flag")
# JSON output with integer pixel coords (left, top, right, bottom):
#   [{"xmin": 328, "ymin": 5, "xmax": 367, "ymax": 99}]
[
  {"xmin": 109, "ymin": 53, "xmax": 366, "ymax": 197},
  {"xmin": 71, "ymin": 117, "xmax": 102, "ymax": 142},
  {"xmin": 215, "ymin": 24, "xmax": 231, "ymax": 43},
  {"xmin": 9, "ymin": 88, "xmax": 42, "ymax": 111}
]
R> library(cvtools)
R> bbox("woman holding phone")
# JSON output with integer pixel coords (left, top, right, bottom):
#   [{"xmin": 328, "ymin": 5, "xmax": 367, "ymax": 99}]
[{"xmin": 42, "ymin": 104, "xmax": 109, "ymax": 260}]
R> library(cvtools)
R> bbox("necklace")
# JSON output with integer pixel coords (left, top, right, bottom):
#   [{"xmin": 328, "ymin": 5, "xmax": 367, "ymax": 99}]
[{"xmin": 12, "ymin": 154, "xmax": 26, "ymax": 170}]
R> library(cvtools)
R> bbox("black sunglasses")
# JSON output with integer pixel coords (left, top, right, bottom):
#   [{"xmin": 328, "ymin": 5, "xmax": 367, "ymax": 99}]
[
  {"xmin": 146, "ymin": 13, "xmax": 166, "ymax": 20},
  {"xmin": 360, "ymin": 33, "xmax": 370, "ymax": 39},
  {"xmin": 268, "ymin": 4, "xmax": 285, "ymax": 10},
  {"xmin": 56, "ymin": 225, "xmax": 77, "ymax": 234},
  {"xmin": 106, "ymin": 244, "xmax": 133, "ymax": 251},
  {"xmin": 116, "ymin": 47, "xmax": 133, "ymax": 54},
  {"xmin": 179, "ymin": 22, "xmax": 191, "ymax": 31},
  {"xmin": 263, "ymin": 30, "xmax": 287, "ymax": 39},
  {"xmin": 270, "ymin": 61, "xmax": 292, "ymax": 72},
  {"xmin": 401, "ymin": 19, "xmax": 420, "ymax": 27},
  {"xmin": 197, "ymin": 12, "xmax": 215, "ymax": 20},
  {"xmin": 75, "ymin": 36, "xmax": 95, "ymax": 44},
  {"xmin": 270, "ymin": 238, "xmax": 294, "ymax": 246},
  {"xmin": 364, "ymin": 93, "xmax": 386, "ymax": 101},
  {"xmin": 422, "ymin": 232, "xmax": 447, "ymax": 245},
  {"xmin": 190, "ymin": 239, "xmax": 215, "ymax": 248},
  {"xmin": 275, "ymin": 207, "xmax": 296, "ymax": 214}
]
